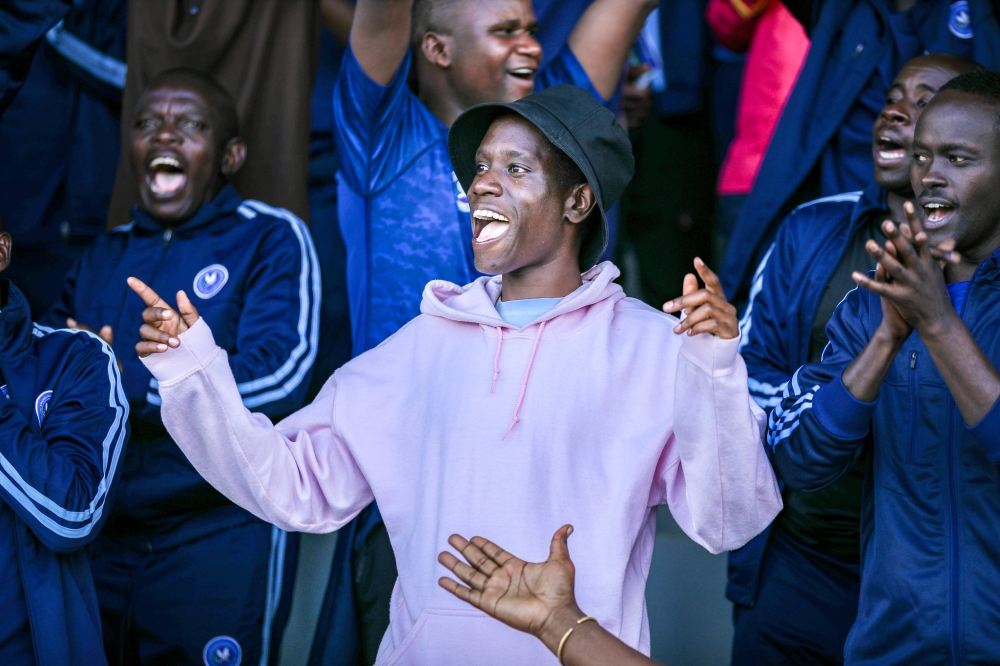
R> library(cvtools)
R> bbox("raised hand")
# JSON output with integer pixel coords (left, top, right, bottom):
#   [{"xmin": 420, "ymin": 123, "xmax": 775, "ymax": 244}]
[
  {"xmin": 662, "ymin": 257, "xmax": 739, "ymax": 339},
  {"xmin": 852, "ymin": 201, "xmax": 959, "ymax": 338},
  {"xmin": 127, "ymin": 277, "xmax": 200, "ymax": 358},
  {"xmin": 438, "ymin": 525, "xmax": 583, "ymax": 651}
]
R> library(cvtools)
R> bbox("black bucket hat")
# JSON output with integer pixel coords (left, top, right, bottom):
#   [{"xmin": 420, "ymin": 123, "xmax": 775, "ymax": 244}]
[{"xmin": 448, "ymin": 84, "xmax": 635, "ymax": 269}]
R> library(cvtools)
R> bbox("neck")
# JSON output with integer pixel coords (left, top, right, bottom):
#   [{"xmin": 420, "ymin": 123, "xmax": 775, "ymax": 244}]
[
  {"xmin": 885, "ymin": 188, "xmax": 913, "ymax": 226},
  {"xmin": 417, "ymin": 68, "xmax": 467, "ymax": 128},
  {"xmin": 894, "ymin": 0, "xmax": 916, "ymax": 11},
  {"xmin": 946, "ymin": 240, "xmax": 1000, "ymax": 283},
  {"xmin": 500, "ymin": 254, "xmax": 583, "ymax": 302}
]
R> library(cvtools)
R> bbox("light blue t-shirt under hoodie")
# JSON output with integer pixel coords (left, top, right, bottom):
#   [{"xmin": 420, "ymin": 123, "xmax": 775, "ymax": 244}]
[{"xmin": 495, "ymin": 298, "xmax": 563, "ymax": 328}]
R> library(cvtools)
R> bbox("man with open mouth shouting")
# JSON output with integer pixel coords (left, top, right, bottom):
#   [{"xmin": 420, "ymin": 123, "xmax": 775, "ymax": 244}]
[
  {"xmin": 729, "ymin": 53, "xmax": 980, "ymax": 666},
  {"xmin": 129, "ymin": 85, "xmax": 781, "ymax": 665},
  {"xmin": 42, "ymin": 69, "xmax": 319, "ymax": 665},
  {"xmin": 767, "ymin": 69, "xmax": 1000, "ymax": 664}
]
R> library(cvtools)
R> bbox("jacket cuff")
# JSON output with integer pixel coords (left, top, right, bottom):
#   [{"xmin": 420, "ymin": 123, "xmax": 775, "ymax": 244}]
[
  {"xmin": 969, "ymin": 395, "xmax": 1000, "ymax": 463},
  {"xmin": 811, "ymin": 371, "xmax": 876, "ymax": 441},
  {"xmin": 140, "ymin": 319, "xmax": 219, "ymax": 386},
  {"xmin": 679, "ymin": 332, "xmax": 740, "ymax": 377}
]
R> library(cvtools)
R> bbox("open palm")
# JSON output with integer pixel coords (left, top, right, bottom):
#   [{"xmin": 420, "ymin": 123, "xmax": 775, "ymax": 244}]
[{"xmin": 438, "ymin": 525, "xmax": 579, "ymax": 639}]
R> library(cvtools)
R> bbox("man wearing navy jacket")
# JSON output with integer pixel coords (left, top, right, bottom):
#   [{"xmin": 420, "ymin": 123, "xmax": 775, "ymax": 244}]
[
  {"xmin": 729, "ymin": 53, "xmax": 979, "ymax": 665},
  {"xmin": 0, "ymin": 211, "xmax": 129, "ymax": 665},
  {"xmin": 769, "ymin": 70, "xmax": 1000, "ymax": 664},
  {"xmin": 45, "ymin": 69, "xmax": 319, "ymax": 665},
  {"xmin": 720, "ymin": 0, "xmax": 1000, "ymax": 299}
]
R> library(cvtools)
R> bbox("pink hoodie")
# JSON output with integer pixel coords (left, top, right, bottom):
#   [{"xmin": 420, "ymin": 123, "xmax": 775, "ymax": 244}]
[{"xmin": 142, "ymin": 262, "xmax": 781, "ymax": 665}]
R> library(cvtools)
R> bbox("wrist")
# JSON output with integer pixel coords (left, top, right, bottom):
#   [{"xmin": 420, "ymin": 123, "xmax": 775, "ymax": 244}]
[
  {"xmin": 873, "ymin": 323, "xmax": 907, "ymax": 350},
  {"xmin": 538, "ymin": 604, "xmax": 586, "ymax": 654},
  {"xmin": 919, "ymin": 310, "xmax": 963, "ymax": 342}
]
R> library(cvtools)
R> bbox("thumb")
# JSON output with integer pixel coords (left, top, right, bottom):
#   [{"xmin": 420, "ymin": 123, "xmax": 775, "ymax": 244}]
[
  {"xmin": 176, "ymin": 290, "xmax": 200, "ymax": 328},
  {"xmin": 549, "ymin": 525, "xmax": 573, "ymax": 563},
  {"xmin": 99, "ymin": 326, "xmax": 114, "ymax": 346}
]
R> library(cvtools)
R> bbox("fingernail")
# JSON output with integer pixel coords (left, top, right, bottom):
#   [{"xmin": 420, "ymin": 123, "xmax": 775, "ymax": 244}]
[
  {"xmin": 163, "ymin": 311, "xmax": 173, "ymax": 318},
  {"xmin": 156, "ymin": 344, "xmax": 167, "ymax": 351},
  {"xmin": 169, "ymin": 338, "xmax": 179, "ymax": 346},
  {"xmin": 567, "ymin": 526, "xmax": 573, "ymax": 536},
  {"xmin": 674, "ymin": 325, "xmax": 682, "ymax": 334},
  {"xmin": 663, "ymin": 301, "xmax": 673, "ymax": 310}
]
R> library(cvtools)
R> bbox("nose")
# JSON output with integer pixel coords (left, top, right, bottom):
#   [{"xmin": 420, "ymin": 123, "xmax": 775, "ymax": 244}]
[
  {"xmin": 471, "ymin": 167, "xmax": 503, "ymax": 199},
  {"xmin": 152, "ymin": 121, "xmax": 181, "ymax": 146},
  {"xmin": 880, "ymin": 103, "xmax": 909, "ymax": 127},
  {"xmin": 516, "ymin": 33, "xmax": 542, "ymax": 61},
  {"xmin": 919, "ymin": 159, "xmax": 947, "ymax": 190}
]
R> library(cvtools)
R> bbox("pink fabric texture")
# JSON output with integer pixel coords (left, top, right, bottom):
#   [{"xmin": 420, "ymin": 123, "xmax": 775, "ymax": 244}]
[
  {"xmin": 142, "ymin": 261, "xmax": 781, "ymax": 665},
  {"xmin": 710, "ymin": 0, "xmax": 810, "ymax": 195}
]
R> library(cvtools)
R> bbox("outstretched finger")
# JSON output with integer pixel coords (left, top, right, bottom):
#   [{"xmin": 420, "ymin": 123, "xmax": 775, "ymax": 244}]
[
  {"xmin": 439, "ymin": 576, "xmax": 482, "ymax": 608},
  {"xmin": 438, "ymin": 551, "xmax": 490, "ymax": 591},
  {"xmin": 692, "ymin": 257, "xmax": 725, "ymax": 297},
  {"xmin": 903, "ymin": 200, "xmax": 926, "ymax": 238},
  {"xmin": 883, "ymin": 219, "xmax": 918, "ymax": 265},
  {"xmin": 470, "ymin": 537, "xmax": 516, "ymax": 569},
  {"xmin": 458, "ymin": 538, "xmax": 501, "ymax": 577},
  {"xmin": 663, "ymin": 289, "xmax": 734, "ymax": 316},
  {"xmin": 853, "ymin": 270, "xmax": 897, "ymax": 298},
  {"xmin": 127, "ymin": 277, "xmax": 170, "ymax": 309}
]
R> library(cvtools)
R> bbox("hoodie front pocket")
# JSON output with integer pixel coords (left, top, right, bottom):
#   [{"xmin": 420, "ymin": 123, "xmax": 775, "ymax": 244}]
[{"xmin": 907, "ymin": 351, "xmax": 919, "ymax": 464}]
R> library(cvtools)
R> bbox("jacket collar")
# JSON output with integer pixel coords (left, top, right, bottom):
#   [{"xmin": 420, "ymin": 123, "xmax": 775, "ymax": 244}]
[
  {"xmin": 130, "ymin": 183, "xmax": 243, "ymax": 237},
  {"xmin": 848, "ymin": 182, "xmax": 889, "ymax": 233},
  {"xmin": 0, "ymin": 280, "xmax": 35, "ymax": 359}
]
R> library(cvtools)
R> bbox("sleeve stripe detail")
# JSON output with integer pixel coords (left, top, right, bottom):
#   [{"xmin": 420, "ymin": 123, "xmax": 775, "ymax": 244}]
[
  {"xmin": 766, "ymin": 368, "xmax": 820, "ymax": 451},
  {"xmin": 235, "ymin": 200, "xmax": 321, "ymax": 408},
  {"xmin": 738, "ymin": 243, "xmax": 775, "ymax": 353},
  {"xmin": 0, "ymin": 326, "xmax": 129, "ymax": 538},
  {"xmin": 789, "ymin": 191, "xmax": 863, "ymax": 215}
]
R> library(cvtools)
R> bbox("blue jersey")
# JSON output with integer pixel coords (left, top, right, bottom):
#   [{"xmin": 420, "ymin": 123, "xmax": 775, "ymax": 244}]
[
  {"xmin": 0, "ymin": 280, "xmax": 129, "ymax": 666},
  {"xmin": 44, "ymin": 184, "xmax": 319, "ymax": 547},
  {"xmin": 334, "ymin": 44, "xmax": 605, "ymax": 355}
]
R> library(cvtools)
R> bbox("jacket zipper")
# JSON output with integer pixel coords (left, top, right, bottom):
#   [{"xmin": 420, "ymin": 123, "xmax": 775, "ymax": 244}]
[{"xmin": 908, "ymin": 351, "xmax": 919, "ymax": 463}]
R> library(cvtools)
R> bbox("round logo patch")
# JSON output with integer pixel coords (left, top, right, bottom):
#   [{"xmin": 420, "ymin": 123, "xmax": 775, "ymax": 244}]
[
  {"xmin": 193, "ymin": 264, "xmax": 229, "ymax": 300},
  {"xmin": 203, "ymin": 636, "xmax": 241, "ymax": 666},
  {"xmin": 35, "ymin": 390, "xmax": 53, "ymax": 426},
  {"xmin": 949, "ymin": 1, "xmax": 973, "ymax": 39}
]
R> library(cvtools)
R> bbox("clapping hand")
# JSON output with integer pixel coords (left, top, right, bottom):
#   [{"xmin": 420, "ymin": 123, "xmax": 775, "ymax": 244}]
[
  {"xmin": 127, "ymin": 277, "xmax": 200, "ymax": 358},
  {"xmin": 662, "ymin": 258, "xmax": 739, "ymax": 340}
]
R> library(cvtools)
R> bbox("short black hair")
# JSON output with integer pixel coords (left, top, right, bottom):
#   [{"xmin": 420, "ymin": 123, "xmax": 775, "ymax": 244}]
[
  {"xmin": 412, "ymin": 0, "xmax": 459, "ymax": 48},
  {"xmin": 139, "ymin": 68, "xmax": 240, "ymax": 146},
  {"xmin": 939, "ymin": 69, "xmax": 1000, "ymax": 102}
]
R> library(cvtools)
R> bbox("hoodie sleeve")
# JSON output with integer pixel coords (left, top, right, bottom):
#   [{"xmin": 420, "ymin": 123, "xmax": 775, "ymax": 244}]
[
  {"xmin": 0, "ymin": 330, "xmax": 128, "ymax": 554},
  {"xmin": 141, "ymin": 318, "xmax": 374, "ymax": 533},
  {"xmin": 652, "ymin": 333, "xmax": 782, "ymax": 555}
]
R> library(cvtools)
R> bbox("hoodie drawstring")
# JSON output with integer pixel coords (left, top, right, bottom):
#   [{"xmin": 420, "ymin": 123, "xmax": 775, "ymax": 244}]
[
  {"xmin": 502, "ymin": 320, "xmax": 546, "ymax": 440},
  {"xmin": 490, "ymin": 327, "xmax": 504, "ymax": 393}
]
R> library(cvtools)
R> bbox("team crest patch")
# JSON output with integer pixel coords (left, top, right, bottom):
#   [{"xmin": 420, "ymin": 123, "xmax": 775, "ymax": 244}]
[
  {"xmin": 193, "ymin": 264, "xmax": 229, "ymax": 299},
  {"xmin": 452, "ymin": 171, "xmax": 470, "ymax": 214},
  {"xmin": 35, "ymin": 390, "xmax": 53, "ymax": 425},
  {"xmin": 203, "ymin": 636, "xmax": 241, "ymax": 666},
  {"xmin": 949, "ymin": 1, "xmax": 973, "ymax": 39}
]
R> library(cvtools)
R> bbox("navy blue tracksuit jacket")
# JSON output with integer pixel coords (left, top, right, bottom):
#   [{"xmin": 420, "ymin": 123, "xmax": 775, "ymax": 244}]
[
  {"xmin": 719, "ymin": 0, "xmax": 1000, "ymax": 297},
  {"xmin": 0, "ymin": 280, "xmax": 129, "ymax": 665},
  {"xmin": 768, "ymin": 247, "xmax": 1000, "ymax": 663},
  {"xmin": 727, "ymin": 185, "xmax": 881, "ymax": 607},
  {"xmin": 43, "ymin": 183, "xmax": 319, "ymax": 547}
]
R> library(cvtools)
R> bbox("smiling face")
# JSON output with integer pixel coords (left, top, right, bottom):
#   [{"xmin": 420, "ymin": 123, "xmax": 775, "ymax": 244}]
[
  {"xmin": 873, "ymin": 57, "xmax": 976, "ymax": 194},
  {"xmin": 130, "ymin": 83, "xmax": 245, "ymax": 225},
  {"xmin": 444, "ymin": 0, "xmax": 543, "ymax": 107},
  {"xmin": 468, "ymin": 115, "xmax": 595, "ymax": 275},
  {"xmin": 911, "ymin": 91, "xmax": 1000, "ymax": 258}
]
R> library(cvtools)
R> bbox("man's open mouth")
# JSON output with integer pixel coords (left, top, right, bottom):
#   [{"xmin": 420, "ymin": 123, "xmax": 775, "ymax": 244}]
[
  {"xmin": 876, "ymin": 135, "xmax": 907, "ymax": 163},
  {"xmin": 146, "ymin": 155, "xmax": 188, "ymax": 198},
  {"xmin": 507, "ymin": 67, "xmax": 537, "ymax": 82},
  {"xmin": 922, "ymin": 201, "xmax": 956, "ymax": 229},
  {"xmin": 473, "ymin": 209, "xmax": 510, "ymax": 243}
]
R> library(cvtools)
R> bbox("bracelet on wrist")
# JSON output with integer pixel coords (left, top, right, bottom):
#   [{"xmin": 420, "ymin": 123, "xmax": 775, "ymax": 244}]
[{"xmin": 557, "ymin": 616, "xmax": 598, "ymax": 665}]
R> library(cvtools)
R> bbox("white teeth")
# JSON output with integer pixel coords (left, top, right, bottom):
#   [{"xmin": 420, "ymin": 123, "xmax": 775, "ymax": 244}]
[
  {"xmin": 473, "ymin": 209, "xmax": 509, "ymax": 222},
  {"xmin": 925, "ymin": 203, "xmax": 944, "ymax": 208},
  {"xmin": 879, "ymin": 150, "xmax": 905, "ymax": 159},
  {"xmin": 150, "ymin": 156, "xmax": 181, "ymax": 169}
]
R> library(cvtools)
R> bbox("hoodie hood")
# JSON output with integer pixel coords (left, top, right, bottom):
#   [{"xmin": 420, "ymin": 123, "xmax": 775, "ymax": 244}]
[{"xmin": 419, "ymin": 261, "xmax": 625, "ymax": 330}]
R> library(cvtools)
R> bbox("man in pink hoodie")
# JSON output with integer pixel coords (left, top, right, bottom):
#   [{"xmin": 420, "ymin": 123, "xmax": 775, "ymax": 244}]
[{"xmin": 127, "ymin": 85, "xmax": 782, "ymax": 664}]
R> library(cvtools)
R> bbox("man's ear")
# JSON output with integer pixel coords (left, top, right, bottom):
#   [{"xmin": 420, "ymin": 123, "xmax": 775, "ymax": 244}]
[
  {"xmin": 421, "ymin": 32, "xmax": 453, "ymax": 69},
  {"xmin": 0, "ymin": 233, "xmax": 12, "ymax": 273},
  {"xmin": 220, "ymin": 137, "xmax": 248, "ymax": 178},
  {"xmin": 564, "ymin": 183, "xmax": 597, "ymax": 226}
]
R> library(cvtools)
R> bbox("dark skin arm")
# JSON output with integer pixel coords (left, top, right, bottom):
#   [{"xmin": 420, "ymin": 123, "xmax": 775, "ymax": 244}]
[
  {"xmin": 439, "ymin": 526, "xmax": 660, "ymax": 666},
  {"xmin": 321, "ymin": 0, "xmax": 356, "ymax": 47},
  {"xmin": 350, "ymin": 0, "xmax": 412, "ymax": 86},
  {"xmin": 849, "ymin": 202, "xmax": 1000, "ymax": 424},
  {"xmin": 568, "ymin": 0, "xmax": 659, "ymax": 101}
]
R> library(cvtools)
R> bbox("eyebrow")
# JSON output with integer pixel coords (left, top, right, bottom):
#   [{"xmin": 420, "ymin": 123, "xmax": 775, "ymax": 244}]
[{"xmin": 475, "ymin": 148, "xmax": 532, "ymax": 160}]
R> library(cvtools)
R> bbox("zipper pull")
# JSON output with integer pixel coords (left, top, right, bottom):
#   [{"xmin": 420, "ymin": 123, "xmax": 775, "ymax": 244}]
[
  {"xmin": 162, "ymin": 228, "xmax": 173, "ymax": 249},
  {"xmin": 910, "ymin": 351, "xmax": 918, "ymax": 370}
]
